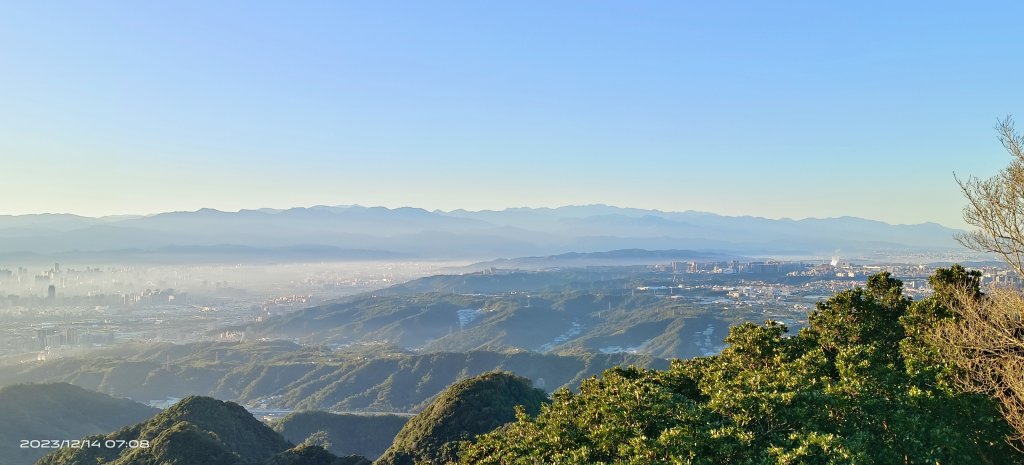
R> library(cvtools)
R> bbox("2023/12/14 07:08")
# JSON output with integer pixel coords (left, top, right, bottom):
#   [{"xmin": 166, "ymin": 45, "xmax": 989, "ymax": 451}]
[{"xmin": 20, "ymin": 439, "xmax": 150, "ymax": 449}]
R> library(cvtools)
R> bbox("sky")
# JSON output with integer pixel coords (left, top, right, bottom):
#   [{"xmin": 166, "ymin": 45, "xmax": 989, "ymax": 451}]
[{"xmin": 2, "ymin": 1, "xmax": 1022, "ymax": 228}]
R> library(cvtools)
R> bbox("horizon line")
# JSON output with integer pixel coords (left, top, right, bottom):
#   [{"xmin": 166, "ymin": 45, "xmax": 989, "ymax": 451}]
[{"xmin": 0, "ymin": 203, "xmax": 962, "ymax": 229}]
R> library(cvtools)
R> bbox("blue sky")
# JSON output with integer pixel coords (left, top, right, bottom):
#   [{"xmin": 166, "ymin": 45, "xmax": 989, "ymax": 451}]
[{"xmin": 1, "ymin": 1, "xmax": 1022, "ymax": 227}]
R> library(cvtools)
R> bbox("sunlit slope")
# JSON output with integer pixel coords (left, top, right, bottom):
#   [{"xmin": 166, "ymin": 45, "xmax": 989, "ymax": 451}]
[
  {"xmin": 0, "ymin": 342, "xmax": 664, "ymax": 412},
  {"xmin": 375, "ymin": 372, "xmax": 546, "ymax": 465},
  {"xmin": 254, "ymin": 270, "xmax": 757, "ymax": 359}
]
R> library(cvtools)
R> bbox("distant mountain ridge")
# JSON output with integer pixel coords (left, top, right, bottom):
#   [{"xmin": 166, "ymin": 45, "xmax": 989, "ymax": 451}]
[
  {"xmin": 273, "ymin": 412, "xmax": 409, "ymax": 460},
  {"xmin": 0, "ymin": 205, "xmax": 965, "ymax": 262}
]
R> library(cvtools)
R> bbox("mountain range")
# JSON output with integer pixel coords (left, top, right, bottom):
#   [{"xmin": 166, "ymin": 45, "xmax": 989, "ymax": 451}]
[
  {"xmin": 0, "ymin": 205, "xmax": 964, "ymax": 263},
  {"xmin": 0, "ymin": 340, "xmax": 665, "ymax": 413},
  {"xmin": 30, "ymin": 372, "xmax": 546, "ymax": 465}
]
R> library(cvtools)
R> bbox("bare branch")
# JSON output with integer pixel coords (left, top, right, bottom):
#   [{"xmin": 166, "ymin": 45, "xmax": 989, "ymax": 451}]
[
  {"xmin": 957, "ymin": 117, "xmax": 1024, "ymax": 277},
  {"xmin": 932, "ymin": 286, "xmax": 1024, "ymax": 443}
]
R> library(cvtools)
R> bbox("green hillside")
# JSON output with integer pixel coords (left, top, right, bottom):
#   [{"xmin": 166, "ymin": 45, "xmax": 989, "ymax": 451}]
[
  {"xmin": 22, "ymin": 269, "xmax": 1024, "ymax": 464},
  {"xmin": 0, "ymin": 345, "xmax": 663, "ymax": 413},
  {"xmin": 375, "ymin": 372, "xmax": 547, "ymax": 465},
  {"xmin": 254, "ymin": 288, "xmax": 752, "ymax": 359},
  {"xmin": 35, "ymin": 396, "xmax": 369, "ymax": 465},
  {"xmin": 456, "ymin": 271, "xmax": 1024, "ymax": 464}
]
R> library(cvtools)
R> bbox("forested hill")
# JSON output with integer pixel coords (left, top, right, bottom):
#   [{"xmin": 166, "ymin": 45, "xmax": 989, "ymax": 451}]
[
  {"xmin": 250, "ymin": 269, "xmax": 758, "ymax": 359},
  {"xmin": 0, "ymin": 342, "xmax": 665, "ymax": 412},
  {"xmin": 453, "ymin": 270, "xmax": 1024, "ymax": 463},
  {"xmin": 35, "ymin": 396, "xmax": 371, "ymax": 465},
  {"xmin": 375, "ymin": 372, "xmax": 547, "ymax": 465},
  {"xmin": 0, "ymin": 383, "xmax": 157, "ymax": 465}
]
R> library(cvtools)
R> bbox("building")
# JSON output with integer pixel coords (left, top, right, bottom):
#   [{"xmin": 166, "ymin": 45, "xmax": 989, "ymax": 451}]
[
  {"xmin": 43, "ymin": 333, "xmax": 62, "ymax": 349},
  {"xmin": 36, "ymin": 328, "xmax": 55, "ymax": 350},
  {"xmin": 63, "ymin": 328, "xmax": 79, "ymax": 346}
]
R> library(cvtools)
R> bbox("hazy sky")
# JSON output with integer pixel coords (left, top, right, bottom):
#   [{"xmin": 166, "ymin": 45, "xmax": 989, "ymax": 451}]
[{"xmin": 2, "ymin": 2, "xmax": 1022, "ymax": 227}]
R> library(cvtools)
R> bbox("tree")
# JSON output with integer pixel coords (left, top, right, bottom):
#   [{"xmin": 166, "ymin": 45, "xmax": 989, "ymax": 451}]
[
  {"xmin": 947, "ymin": 116, "xmax": 1024, "ymax": 444},
  {"xmin": 957, "ymin": 116, "xmax": 1024, "ymax": 277},
  {"xmin": 301, "ymin": 430, "xmax": 332, "ymax": 450},
  {"xmin": 932, "ymin": 285, "xmax": 1024, "ymax": 444}
]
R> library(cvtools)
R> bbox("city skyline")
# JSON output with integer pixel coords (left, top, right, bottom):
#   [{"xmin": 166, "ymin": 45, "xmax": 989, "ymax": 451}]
[{"xmin": 3, "ymin": 2, "xmax": 1023, "ymax": 228}]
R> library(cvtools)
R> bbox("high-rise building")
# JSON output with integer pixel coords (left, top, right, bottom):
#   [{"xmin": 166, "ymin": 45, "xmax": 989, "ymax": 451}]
[
  {"xmin": 44, "ymin": 333, "xmax": 62, "ymax": 349},
  {"xmin": 47, "ymin": 285, "xmax": 56, "ymax": 301},
  {"xmin": 36, "ymin": 329, "xmax": 54, "ymax": 350}
]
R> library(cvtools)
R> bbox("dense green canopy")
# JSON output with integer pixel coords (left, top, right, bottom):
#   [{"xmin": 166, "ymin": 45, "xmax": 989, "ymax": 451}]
[
  {"xmin": 376, "ymin": 372, "xmax": 547, "ymax": 465},
  {"xmin": 458, "ymin": 270, "xmax": 1022, "ymax": 464}
]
